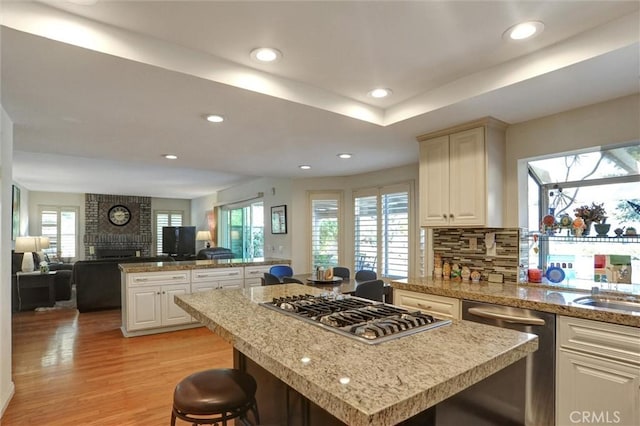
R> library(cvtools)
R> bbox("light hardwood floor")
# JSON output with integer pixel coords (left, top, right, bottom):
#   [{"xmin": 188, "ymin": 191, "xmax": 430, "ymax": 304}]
[{"xmin": 2, "ymin": 308, "xmax": 233, "ymax": 425}]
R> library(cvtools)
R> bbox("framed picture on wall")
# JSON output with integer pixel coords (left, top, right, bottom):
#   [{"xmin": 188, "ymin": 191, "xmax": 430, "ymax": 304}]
[
  {"xmin": 271, "ymin": 205, "xmax": 287, "ymax": 234},
  {"xmin": 12, "ymin": 185, "xmax": 20, "ymax": 240}
]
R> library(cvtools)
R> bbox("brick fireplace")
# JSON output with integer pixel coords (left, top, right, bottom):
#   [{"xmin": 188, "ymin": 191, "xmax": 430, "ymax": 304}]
[{"xmin": 83, "ymin": 194, "xmax": 153, "ymax": 259}]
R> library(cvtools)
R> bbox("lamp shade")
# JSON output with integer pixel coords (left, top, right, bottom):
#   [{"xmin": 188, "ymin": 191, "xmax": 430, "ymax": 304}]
[
  {"xmin": 15, "ymin": 236, "xmax": 38, "ymax": 253},
  {"xmin": 196, "ymin": 231, "xmax": 211, "ymax": 241},
  {"xmin": 37, "ymin": 236, "xmax": 50, "ymax": 250}
]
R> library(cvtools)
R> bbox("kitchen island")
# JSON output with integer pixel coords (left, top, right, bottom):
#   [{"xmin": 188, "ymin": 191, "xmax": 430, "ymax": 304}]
[{"xmin": 176, "ymin": 284, "xmax": 538, "ymax": 426}]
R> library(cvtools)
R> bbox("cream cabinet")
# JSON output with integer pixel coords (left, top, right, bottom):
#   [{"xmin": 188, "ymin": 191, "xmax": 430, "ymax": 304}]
[
  {"xmin": 556, "ymin": 316, "xmax": 640, "ymax": 426},
  {"xmin": 191, "ymin": 267, "xmax": 244, "ymax": 292},
  {"xmin": 122, "ymin": 271, "xmax": 192, "ymax": 335},
  {"xmin": 243, "ymin": 265, "xmax": 273, "ymax": 288},
  {"xmin": 417, "ymin": 118, "xmax": 506, "ymax": 227},
  {"xmin": 393, "ymin": 289, "xmax": 461, "ymax": 320}
]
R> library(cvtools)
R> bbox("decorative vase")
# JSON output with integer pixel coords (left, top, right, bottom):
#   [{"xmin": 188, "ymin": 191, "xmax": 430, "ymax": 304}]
[
  {"xmin": 594, "ymin": 223, "xmax": 611, "ymax": 237},
  {"xmin": 582, "ymin": 219, "xmax": 593, "ymax": 236}
]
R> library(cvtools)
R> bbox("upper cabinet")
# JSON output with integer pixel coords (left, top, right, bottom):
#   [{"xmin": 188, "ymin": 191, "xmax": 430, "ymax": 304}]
[{"xmin": 417, "ymin": 117, "xmax": 507, "ymax": 227}]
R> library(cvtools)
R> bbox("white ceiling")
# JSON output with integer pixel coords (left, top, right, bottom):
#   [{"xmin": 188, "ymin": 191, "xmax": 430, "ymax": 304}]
[{"xmin": 2, "ymin": 1, "xmax": 639, "ymax": 199}]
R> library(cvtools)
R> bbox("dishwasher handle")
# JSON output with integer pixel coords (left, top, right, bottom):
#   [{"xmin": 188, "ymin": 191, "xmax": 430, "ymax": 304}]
[{"xmin": 467, "ymin": 307, "xmax": 546, "ymax": 326}]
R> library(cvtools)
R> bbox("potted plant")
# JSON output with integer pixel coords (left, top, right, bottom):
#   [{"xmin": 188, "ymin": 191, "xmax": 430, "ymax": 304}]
[{"xmin": 574, "ymin": 203, "xmax": 607, "ymax": 235}]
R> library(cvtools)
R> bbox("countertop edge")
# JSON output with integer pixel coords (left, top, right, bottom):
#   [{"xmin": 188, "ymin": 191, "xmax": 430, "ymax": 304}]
[
  {"xmin": 119, "ymin": 258, "xmax": 290, "ymax": 273},
  {"xmin": 391, "ymin": 280, "xmax": 640, "ymax": 328}
]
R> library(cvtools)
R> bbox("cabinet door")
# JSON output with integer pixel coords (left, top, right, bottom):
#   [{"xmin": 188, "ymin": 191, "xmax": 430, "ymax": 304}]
[
  {"xmin": 127, "ymin": 286, "xmax": 161, "ymax": 331},
  {"xmin": 161, "ymin": 284, "xmax": 191, "ymax": 326},
  {"xmin": 419, "ymin": 135, "xmax": 450, "ymax": 226},
  {"xmin": 449, "ymin": 127, "xmax": 486, "ymax": 226},
  {"xmin": 557, "ymin": 350, "xmax": 640, "ymax": 426},
  {"xmin": 244, "ymin": 265, "xmax": 271, "ymax": 288},
  {"xmin": 219, "ymin": 279, "xmax": 244, "ymax": 290}
]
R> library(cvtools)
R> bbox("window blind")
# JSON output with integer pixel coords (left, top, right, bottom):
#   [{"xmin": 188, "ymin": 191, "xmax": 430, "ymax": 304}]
[
  {"xmin": 310, "ymin": 194, "xmax": 340, "ymax": 269},
  {"xmin": 40, "ymin": 206, "xmax": 78, "ymax": 259}
]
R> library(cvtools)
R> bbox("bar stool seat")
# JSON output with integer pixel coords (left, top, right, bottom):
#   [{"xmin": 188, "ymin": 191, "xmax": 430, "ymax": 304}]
[{"xmin": 171, "ymin": 368, "xmax": 260, "ymax": 425}]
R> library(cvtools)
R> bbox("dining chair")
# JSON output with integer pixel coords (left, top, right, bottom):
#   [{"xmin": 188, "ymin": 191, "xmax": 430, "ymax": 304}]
[
  {"xmin": 263, "ymin": 272, "xmax": 282, "ymax": 285},
  {"xmin": 354, "ymin": 279, "xmax": 384, "ymax": 302},
  {"xmin": 282, "ymin": 277, "xmax": 304, "ymax": 284},
  {"xmin": 332, "ymin": 267, "xmax": 350, "ymax": 280},
  {"xmin": 355, "ymin": 270, "xmax": 377, "ymax": 281},
  {"xmin": 269, "ymin": 265, "xmax": 294, "ymax": 279}
]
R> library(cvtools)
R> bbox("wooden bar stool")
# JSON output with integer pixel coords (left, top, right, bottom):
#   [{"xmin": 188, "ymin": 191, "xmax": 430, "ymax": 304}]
[{"xmin": 171, "ymin": 368, "xmax": 260, "ymax": 426}]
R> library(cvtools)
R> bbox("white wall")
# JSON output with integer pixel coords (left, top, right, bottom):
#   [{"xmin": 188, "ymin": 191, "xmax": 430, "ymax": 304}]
[
  {"xmin": 1, "ymin": 107, "xmax": 15, "ymax": 416},
  {"xmin": 505, "ymin": 94, "xmax": 640, "ymax": 227}
]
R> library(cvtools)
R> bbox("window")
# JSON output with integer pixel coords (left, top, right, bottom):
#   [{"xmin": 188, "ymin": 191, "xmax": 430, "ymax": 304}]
[
  {"xmin": 155, "ymin": 210, "xmax": 183, "ymax": 255},
  {"xmin": 528, "ymin": 144, "xmax": 640, "ymax": 287},
  {"xmin": 40, "ymin": 206, "xmax": 78, "ymax": 261},
  {"xmin": 219, "ymin": 201, "xmax": 263, "ymax": 258},
  {"xmin": 310, "ymin": 192, "xmax": 341, "ymax": 269},
  {"xmin": 354, "ymin": 183, "xmax": 412, "ymax": 279}
]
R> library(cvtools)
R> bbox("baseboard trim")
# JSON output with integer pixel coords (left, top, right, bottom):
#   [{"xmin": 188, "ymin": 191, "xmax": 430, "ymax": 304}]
[{"xmin": 0, "ymin": 381, "xmax": 16, "ymax": 419}]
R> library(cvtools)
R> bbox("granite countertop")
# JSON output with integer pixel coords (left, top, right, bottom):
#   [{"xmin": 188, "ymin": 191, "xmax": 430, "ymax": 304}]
[
  {"xmin": 176, "ymin": 284, "xmax": 537, "ymax": 426},
  {"xmin": 118, "ymin": 257, "xmax": 290, "ymax": 273},
  {"xmin": 392, "ymin": 278, "xmax": 640, "ymax": 328}
]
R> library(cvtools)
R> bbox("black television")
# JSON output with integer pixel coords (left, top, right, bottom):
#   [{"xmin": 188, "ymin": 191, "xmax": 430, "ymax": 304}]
[{"xmin": 162, "ymin": 226, "xmax": 196, "ymax": 256}]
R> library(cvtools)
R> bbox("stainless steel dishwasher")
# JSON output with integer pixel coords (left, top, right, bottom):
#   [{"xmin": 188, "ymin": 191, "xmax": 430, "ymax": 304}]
[{"xmin": 437, "ymin": 300, "xmax": 555, "ymax": 426}]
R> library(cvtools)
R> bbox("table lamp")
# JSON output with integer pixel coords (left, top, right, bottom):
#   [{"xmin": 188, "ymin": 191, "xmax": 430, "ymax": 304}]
[
  {"xmin": 196, "ymin": 231, "xmax": 212, "ymax": 249},
  {"xmin": 15, "ymin": 236, "xmax": 38, "ymax": 272},
  {"xmin": 36, "ymin": 236, "xmax": 51, "ymax": 261}
]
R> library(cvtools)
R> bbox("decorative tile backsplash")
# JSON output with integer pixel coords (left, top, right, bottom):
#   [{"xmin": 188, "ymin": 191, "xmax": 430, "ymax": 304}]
[{"xmin": 433, "ymin": 227, "xmax": 528, "ymax": 283}]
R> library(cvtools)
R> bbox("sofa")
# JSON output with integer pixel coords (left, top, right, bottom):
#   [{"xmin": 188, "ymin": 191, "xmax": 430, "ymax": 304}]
[
  {"xmin": 196, "ymin": 247, "xmax": 236, "ymax": 260},
  {"xmin": 73, "ymin": 256, "xmax": 174, "ymax": 313}
]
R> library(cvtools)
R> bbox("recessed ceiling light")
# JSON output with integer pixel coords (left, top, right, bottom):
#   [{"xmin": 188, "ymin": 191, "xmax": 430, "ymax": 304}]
[
  {"xmin": 250, "ymin": 47, "xmax": 282, "ymax": 63},
  {"xmin": 368, "ymin": 88, "xmax": 392, "ymax": 98},
  {"xmin": 337, "ymin": 153, "xmax": 352, "ymax": 159},
  {"xmin": 299, "ymin": 165, "xmax": 311, "ymax": 170},
  {"xmin": 205, "ymin": 114, "xmax": 224, "ymax": 123},
  {"xmin": 164, "ymin": 154, "xmax": 178, "ymax": 160},
  {"xmin": 503, "ymin": 21, "xmax": 544, "ymax": 40}
]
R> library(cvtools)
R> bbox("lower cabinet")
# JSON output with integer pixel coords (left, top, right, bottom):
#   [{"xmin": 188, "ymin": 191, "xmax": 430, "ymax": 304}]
[
  {"xmin": 122, "ymin": 270, "xmax": 194, "ymax": 336},
  {"xmin": 556, "ymin": 316, "xmax": 640, "ymax": 426},
  {"xmin": 244, "ymin": 265, "xmax": 272, "ymax": 288},
  {"xmin": 393, "ymin": 289, "xmax": 461, "ymax": 320}
]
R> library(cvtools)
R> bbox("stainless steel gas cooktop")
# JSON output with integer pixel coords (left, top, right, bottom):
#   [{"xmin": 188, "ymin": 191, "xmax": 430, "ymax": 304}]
[{"xmin": 260, "ymin": 294, "xmax": 451, "ymax": 344}]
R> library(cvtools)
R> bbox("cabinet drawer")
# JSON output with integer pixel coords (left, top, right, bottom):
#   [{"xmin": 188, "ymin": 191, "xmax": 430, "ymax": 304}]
[
  {"xmin": 128, "ymin": 271, "xmax": 189, "ymax": 287},
  {"xmin": 191, "ymin": 267, "xmax": 243, "ymax": 282},
  {"xmin": 558, "ymin": 316, "xmax": 640, "ymax": 365},
  {"xmin": 394, "ymin": 289, "xmax": 460, "ymax": 320},
  {"xmin": 244, "ymin": 265, "xmax": 271, "ymax": 278}
]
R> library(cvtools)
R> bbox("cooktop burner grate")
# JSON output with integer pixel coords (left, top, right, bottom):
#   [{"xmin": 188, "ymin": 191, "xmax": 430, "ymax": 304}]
[{"xmin": 261, "ymin": 294, "xmax": 451, "ymax": 344}]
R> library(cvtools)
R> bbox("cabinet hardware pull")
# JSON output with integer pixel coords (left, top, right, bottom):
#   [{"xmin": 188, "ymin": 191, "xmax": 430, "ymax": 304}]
[
  {"xmin": 449, "ymin": 214, "xmax": 454, "ymax": 218},
  {"xmin": 442, "ymin": 214, "xmax": 447, "ymax": 219},
  {"xmin": 136, "ymin": 278, "xmax": 148, "ymax": 282},
  {"xmin": 172, "ymin": 276, "xmax": 183, "ymax": 279},
  {"xmin": 229, "ymin": 272, "xmax": 240, "ymax": 275},
  {"xmin": 417, "ymin": 303, "xmax": 432, "ymax": 310},
  {"xmin": 162, "ymin": 291, "xmax": 166, "ymax": 294},
  {"xmin": 156, "ymin": 291, "xmax": 161, "ymax": 295}
]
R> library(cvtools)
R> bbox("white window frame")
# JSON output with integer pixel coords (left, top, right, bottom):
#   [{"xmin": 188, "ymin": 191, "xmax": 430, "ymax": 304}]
[
  {"xmin": 308, "ymin": 191, "xmax": 343, "ymax": 271},
  {"xmin": 38, "ymin": 205, "xmax": 79, "ymax": 261},
  {"xmin": 218, "ymin": 200, "xmax": 264, "ymax": 258},
  {"xmin": 353, "ymin": 181, "xmax": 415, "ymax": 279}
]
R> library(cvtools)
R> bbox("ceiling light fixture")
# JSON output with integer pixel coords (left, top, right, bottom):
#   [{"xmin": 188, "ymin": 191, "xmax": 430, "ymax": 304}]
[
  {"xmin": 299, "ymin": 165, "xmax": 311, "ymax": 170},
  {"xmin": 205, "ymin": 114, "xmax": 224, "ymax": 123},
  {"xmin": 337, "ymin": 153, "xmax": 352, "ymax": 159},
  {"xmin": 250, "ymin": 47, "xmax": 282, "ymax": 63},
  {"xmin": 368, "ymin": 88, "xmax": 392, "ymax": 99},
  {"xmin": 164, "ymin": 154, "xmax": 178, "ymax": 160},
  {"xmin": 503, "ymin": 21, "xmax": 544, "ymax": 40}
]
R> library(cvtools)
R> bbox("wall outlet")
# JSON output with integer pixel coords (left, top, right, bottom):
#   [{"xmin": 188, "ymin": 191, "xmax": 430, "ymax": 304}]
[{"xmin": 469, "ymin": 237, "xmax": 477, "ymax": 250}]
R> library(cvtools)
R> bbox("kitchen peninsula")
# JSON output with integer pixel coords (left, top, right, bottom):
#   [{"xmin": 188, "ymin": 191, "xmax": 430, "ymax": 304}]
[
  {"xmin": 175, "ymin": 284, "xmax": 538, "ymax": 426},
  {"xmin": 119, "ymin": 258, "xmax": 290, "ymax": 336}
]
